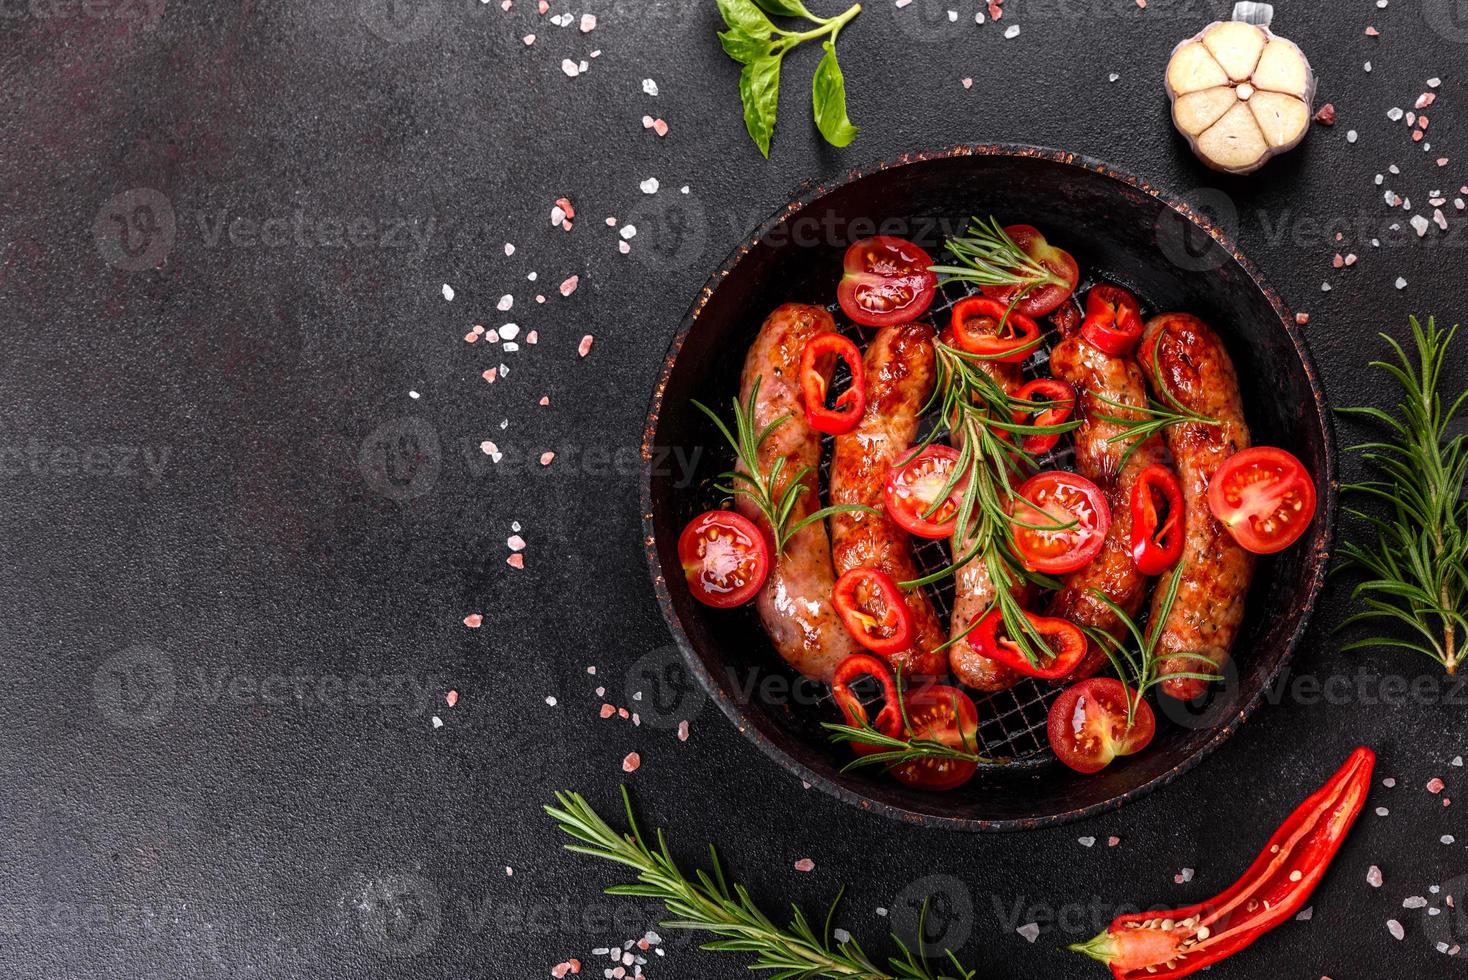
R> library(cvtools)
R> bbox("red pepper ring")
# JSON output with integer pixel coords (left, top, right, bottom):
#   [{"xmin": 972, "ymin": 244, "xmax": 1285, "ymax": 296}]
[
  {"xmin": 799, "ymin": 333, "xmax": 867, "ymax": 436},
  {"xmin": 968, "ymin": 607, "xmax": 1087, "ymax": 680},
  {"xmin": 830, "ymin": 653, "xmax": 903, "ymax": 756},
  {"xmin": 832, "ymin": 567, "xmax": 915, "ymax": 656},
  {"xmin": 1071, "ymin": 747, "xmax": 1375, "ymax": 979},
  {"xmin": 1080, "ymin": 284, "xmax": 1144, "ymax": 356},
  {"xmin": 1011, "ymin": 378, "xmax": 1077, "ymax": 456},
  {"xmin": 1129, "ymin": 464, "xmax": 1186, "ymax": 576},
  {"xmin": 949, "ymin": 296, "xmax": 1043, "ymax": 363}
]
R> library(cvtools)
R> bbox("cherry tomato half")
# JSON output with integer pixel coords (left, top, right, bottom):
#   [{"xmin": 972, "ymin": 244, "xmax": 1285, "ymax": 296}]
[
  {"xmin": 979, "ymin": 224, "xmax": 1079, "ymax": 317},
  {"xmin": 949, "ymin": 296, "xmax": 1043, "ymax": 363},
  {"xmin": 1207, "ymin": 446, "xmax": 1317, "ymax": 555},
  {"xmin": 677, "ymin": 510, "xmax": 770, "ymax": 608},
  {"xmin": 1079, "ymin": 284, "xmax": 1144, "ymax": 356},
  {"xmin": 968, "ymin": 608, "xmax": 1087, "ymax": 680},
  {"xmin": 1012, "ymin": 378, "xmax": 1076, "ymax": 456},
  {"xmin": 1047, "ymin": 677, "xmax": 1156, "ymax": 774},
  {"xmin": 884, "ymin": 445, "xmax": 968, "ymax": 539},
  {"xmin": 1009, "ymin": 471, "xmax": 1112, "ymax": 574},
  {"xmin": 799, "ymin": 333, "xmax": 866, "ymax": 436},
  {"xmin": 837, "ymin": 236, "xmax": 938, "ymax": 328},
  {"xmin": 831, "ymin": 653, "xmax": 903, "ymax": 756},
  {"xmin": 1130, "ymin": 464, "xmax": 1185, "ymax": 575},
  {"xmin": 890, "ymin": 684, "xmax": 981, "ymax": 791},
  {"xmin": 832, "ymin": 567, "xmax": 915, "ymax": 655}
]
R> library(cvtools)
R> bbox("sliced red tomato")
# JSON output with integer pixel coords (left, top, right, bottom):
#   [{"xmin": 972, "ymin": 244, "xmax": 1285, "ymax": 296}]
[
  {"xmin": 890, "ymin": 684, "xmax": 981, "ymax": 791},
  {"xmin": 1009, "ymin": 471, "xmax": 1111, "ymax": 574},
  {"xmin": 830, "ymin": 653, "xmax": 903, "ymax": 756},
  {"xmin": 832, "ymin": 567, "xmax": 915, "ymax": 655},
  {"xmin": 969, "ymin": 608, "xmax": 1087, "ymax": 680},
  {"xmin": 949, "ymin": 296, "xmax": 1043, "ymax": 363},
  {"xmin": 1130, "ymin": 464, "xmax": 1185, "ymax": 575},
  {"xmin": 979, "ymin": 224, "xmax": 1079, "ymax": 317},
  {"xmin": 1207, "ymin": 446, "xmax": 1317, "ymax": 555},
  {"xmin": 677, "ymin": 510, "xmax": 770, "ymax": 608},
  {"xmin": 800, "ymin": 333, "xmax": 866, "ymax": 435},
  {"xmin": 1047, "ymin": 677, "xmax": 1156, "ymax": 774},
  {"xmin": 884, "ymin": 445, "xmax": 968, "ymax": 539},
  {"xmin": 1079, "ymin": 284, "xmax": 1144, "ymax": 356},
  {"xmin": 1012, "ymin": 378, "xmax": 1076, "ymax": 456},
  {"xmin": 837, "ymin": 236, "xmax": 938, "ymax": 328}
]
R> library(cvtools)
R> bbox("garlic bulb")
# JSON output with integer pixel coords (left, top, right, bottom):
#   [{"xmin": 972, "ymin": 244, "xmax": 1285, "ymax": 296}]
[{"xmin": 1165, "ymin": 20, "xmax": 1316, "ymax": 174}]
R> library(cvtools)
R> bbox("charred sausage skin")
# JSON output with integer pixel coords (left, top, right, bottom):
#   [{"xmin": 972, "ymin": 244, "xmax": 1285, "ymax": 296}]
[
  {"xmin": 1138, "ymin": 312, "xmax": 1255, "ymax": 700},
  {"xmin": 1047, "ymin": 326, "xmax": 1169, "ymax": 681},
  {"xmin": 830, "ymin": 321, "xmax": 947, "ymax": 678},
  {"xmin": 736, "ymin": 303, "xmax": 857, "ymax": 682}
]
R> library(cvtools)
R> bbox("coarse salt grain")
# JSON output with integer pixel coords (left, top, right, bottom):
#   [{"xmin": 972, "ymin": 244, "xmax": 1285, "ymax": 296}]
[
  {"xmin": 561, "ymin": 59, "xmax": 580, "ymax": 77},
  {"xmin": 479, "ymin": 440, "xmax": 502, "ymax": 462},
  {"xmin": 623, "ymin": 752, "xmax": 641, "ymax": 772},
  {"xmin": 794, "ymin": 858, "xmax": 815, "ymax": 872},
  {"xmin": 962, "ymin": 78, "xmax": 973, "ymax": 89},
  {"xmin": 545, "ymin": 696, "xmax": 557, "ymax": 706},
  {"xmin": 508, "ymin": 534, "xmax": 526, "ymax": 551},
  {"xmin": 579, "ymin": 335, "xmax": 594, "ymax": 357},
  {"xmin": 1296, "ymin": 312, "xmax": 1310, "ymax": 325},
  {"xmin": 1429, "ymin": 777, "xmax": 1446, "ymax": 793},
  {"xmin": 560, "ymin": 275, "xmax": 580, "ymax": 297},
  {"xmin": 580, "ymin": 12, "xmax": 595, "ymax": 31},
  {"xmin": 431, "ymin": 716, "xmax": 443, "ymax": 728},
  {"xmin": 642, "ymin": 78, "xmax": 659, "ymax": 96},
  {"xmin": 1078, "ymin": 836, "xmax": 1096, "ymax": 847},
  {"xmin": 463, "ymin": 614, "xmax": 483, "ymax": 628},
  {"xmin": 442, "ymin": 283, "xmax": 454, "ymax": 301},
  {"xmin": 640, "ymin": 177, "xmax": 660, "ymax": 194},
  {"xmin": 677, "ymin": 720, "xmax": 689, "ymax": 741},
  {"xmin": 1388, "ymin": 919, "xmax": 1405, "ymax": 940},
  {"xmin": 1368, "ymin": 865, "xmax": 1383, "ymax": 887},
  {"xmin": 1395, "ymin": 277, "xmax": 1408, "ymax": 290},
  {"xmin": 540, "ymin": 451, "xmax": 555, "ymax": 466},
  {"xmin": 1004, "ymin": 23, "xmax": 1020, "ymax": 38},
  {"xmin": 507, "ymin": 553, "xmax": 524, "ymax": 569},
  {"xmin": 1017, "ymin": 923, "xmax": 1041, "ymax": 943}
]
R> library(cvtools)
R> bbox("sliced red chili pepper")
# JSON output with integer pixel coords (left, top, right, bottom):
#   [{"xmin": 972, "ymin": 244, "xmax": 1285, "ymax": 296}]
[
  {"xmin": 830, "ymin": 653, "xmax": 903, "ymax": 756},
  {"xmin": 1129, "ymin": 464, "xmax": 1185, "ymax": 576},
  {"xmin": 799, "ymin": 333, "xmax": 867, "ymax": 436},
  {"xmin": 968, "ymin": 607, "xmax": 1087, "ymax": 680},
  {"xmin": 1012, "ymin": 378, "xmax": 1076, "ymax": 456},
  {"xmin": 832, "ymin": 567, "xmax": 915, "ymax": 656},
  {"xmin": 1080, "ymin": 284, "xmax": 1144, "ymax": 356},
  {"xmin": 1071, "ymin": 747, "xmax": 1376, "ymax": 979},
  {"xmin": 950, "ymin": 296, "xmax": 1043, "ymax": 363}
]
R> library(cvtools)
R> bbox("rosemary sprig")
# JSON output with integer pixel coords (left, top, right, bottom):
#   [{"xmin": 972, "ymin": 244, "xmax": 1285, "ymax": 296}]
[
  {"xmin": 928, "ymin": 216, "xmax": 1065, "ymax": 296},
  {"xmin": 1092, "ymin": 342, "xmax": 1221, "ymax": 468},
  {"xmin": 897, "ymin": 339, "xmax": 1077, "ymax": 666},
  {"xmin": 694, "ymin": 378, "xmax": 872, "ymax": 553},
  {"xmin": 823, "ymin": 669, "xmax": 1006, "ymax": 770},
  {"xmin": 546, "ymin": 787, "xmax": 978, "ymax": 980},
  {"xmin": 1337, "ymin": 316, "xmax": 1468, "ymax": 674},
  {"xmin": 1082, "ymin": 562, "xmax": 1222, "ymax": 725}
]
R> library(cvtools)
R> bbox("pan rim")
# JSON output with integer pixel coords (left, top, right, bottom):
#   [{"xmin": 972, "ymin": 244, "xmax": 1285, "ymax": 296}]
[{"xmin": 638, "ymin": 142, "xmax": 1338, "ymax": 832}]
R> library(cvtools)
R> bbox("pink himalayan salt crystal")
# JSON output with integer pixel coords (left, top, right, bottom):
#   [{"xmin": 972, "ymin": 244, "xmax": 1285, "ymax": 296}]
[
  {"xmin": 527, "ymin": 330, "xmax": 539, "ymax": 344},
  {"xmin": 1428, "ymin": 777, "xmax": 1445, "ymax": 794},
  {"xmin": 445, "ymin": 690, "xmax": 459, "ymax": 707},
  {"xmin": 555, "ymin": 196, "xmax": 575, "ymax": 220},
  {"xmin": 483, "ymin": 368, "xmax": 497, "ymax": 384},
  {"xmin": 794, "ymin": 858, "xmax": 815, "ymax": 872},
  {"xmin": 539, "ymin": 395, "xmax": 550, "ymax": 406},
  {"xmin": 962, "ymin": 78, "xmax": 973, "ymax": 89},
  {"xmin": 622, "ymin": 752, "xmax": 641, "ymax": 772},
  {"xmin": 551, "ymin": 960, "xmax": 581, "ymax": 977},
  {"xmin": 678, "ymin": 720, "xmax": 690, "ymax": 741},
  {"xmin": 507, "ymin": 553, "xmax": 524, "ymax": 569},
  {"xmin": 578, "ymin": 334, "xmax": 594, "ymax": 357},
  {"xmin": 540, "ymin": 451, "xmax": 556, "ymax": 466},
  {"xmin": 599, "ymin": 704, "xmax": 616, "ymax": 719},
  {"xmin": 652, "ymin": 119, "xmax": 669, "ymax": 137},
  {"xmin": 560, "ymin": 275, "xmax": 580, "ymax": 297},
  {"xmin": 463, "ymin": 614, "xmax": 483, "ymax": 628}
]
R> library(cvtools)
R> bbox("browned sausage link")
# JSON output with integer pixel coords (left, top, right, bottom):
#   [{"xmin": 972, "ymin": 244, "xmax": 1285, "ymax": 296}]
[
  {"xmin": 830, "ymin": 321, "xmax": 947, "ymax": 678},
  {"xmin": 1138, "ymin": 313, "xmax": 1255, "ymax": 700},
  {"xmin": 736, "ymin": 303, "xmax": 858, "ymax": 682},
  {"xmin": 1046, "ymin": 327, "xmax": 1169, "ymax": 682},
  {"xmin": 947, "ymin": 343, "xmax": 1026, "ymax": 692}
]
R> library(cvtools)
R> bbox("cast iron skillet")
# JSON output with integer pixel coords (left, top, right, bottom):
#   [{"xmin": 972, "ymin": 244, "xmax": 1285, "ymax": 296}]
[{"xmin": 640, "ymin": 145, "xmax": 1336, "ymax": 831}]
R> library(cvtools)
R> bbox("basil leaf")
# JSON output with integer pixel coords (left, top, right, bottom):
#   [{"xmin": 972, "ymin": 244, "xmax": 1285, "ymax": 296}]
[
  {"xmin": 752, "ymin": 0, "xmax": 816, "ymax": 18},
  {"xmin": 717, "ymin": 0, "xmax": 776, "ymax": 37},
  {"xmin": 719, "ymin": 28, "xmax": 772, "ymax": 65},
  {"xmin": 739, "ymin": 53, "xmax": 783, "ymax": 158},
  {"xmin": 811, "ymin": 41, "xmax": 858, "ymax": 148}
]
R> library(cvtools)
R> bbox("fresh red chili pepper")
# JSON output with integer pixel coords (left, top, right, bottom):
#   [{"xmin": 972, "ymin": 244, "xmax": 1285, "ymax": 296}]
[
  {"xmin": 832, "ymin": 568, "xmax": 914, "ymax": 656},
  {"xmin": 1071, "ymin": 747, "xmax": 1376, "ymax": 980},
  {"xmin": 1012, "ymin": 378, "xmax": 1076, "ymax": 456},
  {"xmin": 1080, "ymin": 285, "xmax": 1144, "ymax": 356},
  {"xmin": 830, "ymin": 653, "xmax": 903, "ymax": 755},
  {"xmin": 1129, "ymin": 464, "xmax": 1185, "ymax": 576},
  {"xmin": 968, "ymin": 607, "xmax": 1087, "ymax": 680},
  {"xmin": 799, "ymin": 333, "xmax": 867, "ymax": 435},
  {"xmin": 950, "ymin": 296, "xmax": 1043, "ymax": 362}
]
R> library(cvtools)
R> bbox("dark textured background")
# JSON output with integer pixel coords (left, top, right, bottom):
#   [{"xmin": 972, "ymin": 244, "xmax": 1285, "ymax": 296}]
[{"xmin": 2, "ymin": 1, "xmax": 1466, "ymax": 977}]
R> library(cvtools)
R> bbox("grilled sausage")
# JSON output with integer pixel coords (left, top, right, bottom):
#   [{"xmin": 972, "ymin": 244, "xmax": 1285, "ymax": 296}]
[
  {"xmin": 1047, "ymin": 324, "xmax": 1169, "ymax": 681},
  {"xmin": 736, "ymin": 303, "xmax": 857, "ymax": 682},
  {"xmin": 946, "ymin": 345, "xmax": 1026, "ymax": 692},
  {"xmin": 830, "ymin": 321, "xmax": 947, "ymax": 678},
  {"xmin": 1138, "ymin": 312, "xmax": 1255, "ymax": 700}
]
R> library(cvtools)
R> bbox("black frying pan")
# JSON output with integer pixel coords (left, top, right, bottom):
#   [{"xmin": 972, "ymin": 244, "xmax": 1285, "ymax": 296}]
[{"xmin": 639, "ymin": 145, "xmax": 1335, "ymax": 831}]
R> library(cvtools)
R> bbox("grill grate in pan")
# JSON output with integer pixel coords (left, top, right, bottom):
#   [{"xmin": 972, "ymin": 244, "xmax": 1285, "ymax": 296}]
[{"xmin": 818, "ymin": 276, "xmax": 1082, "ymax": 765}]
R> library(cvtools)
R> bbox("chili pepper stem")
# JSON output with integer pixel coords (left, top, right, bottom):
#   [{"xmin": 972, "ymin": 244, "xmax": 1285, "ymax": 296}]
[{"xmin": 1067, "ymin": 930, "xmax": 1117, "ymax": 965}]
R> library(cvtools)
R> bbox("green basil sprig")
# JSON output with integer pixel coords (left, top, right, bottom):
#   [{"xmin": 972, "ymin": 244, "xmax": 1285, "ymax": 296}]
[{"xmin": 717, "ymin": 0, "xmax": 862, "ymax": 157}]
